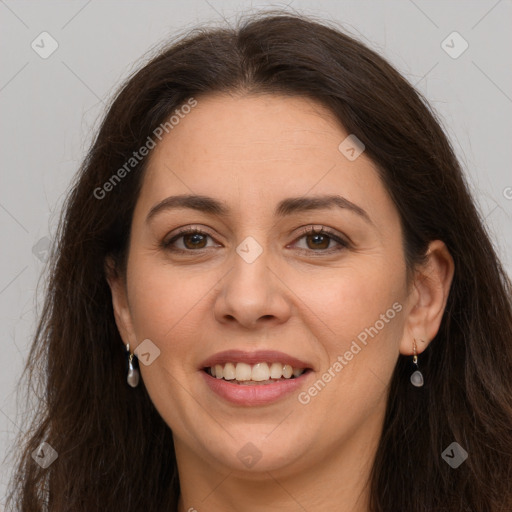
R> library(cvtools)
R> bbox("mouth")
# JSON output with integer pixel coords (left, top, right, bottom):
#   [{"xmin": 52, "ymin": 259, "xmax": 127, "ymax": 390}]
[
  {"xmin": 199, "ymin": 350, "xmax": 314, "ymax": 405},
  {"xmin": 203, "ymin": 362, "xmax": 312, "ymax": 385}
]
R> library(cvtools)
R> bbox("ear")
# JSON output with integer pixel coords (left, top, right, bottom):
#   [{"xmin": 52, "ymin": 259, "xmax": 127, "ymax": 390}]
[
  {"xmin": 104, "ymin": 255, "xmax": 137, "ymax": 348},
  {"xmin": 400, "ymin": 240, "xmax": 454, "ymax": 355}
]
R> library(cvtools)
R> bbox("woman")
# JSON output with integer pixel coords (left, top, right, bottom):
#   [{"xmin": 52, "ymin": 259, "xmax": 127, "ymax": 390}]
[{"xmin": 5, "ymin": 11, "xmax": 512, "ymax": 512}]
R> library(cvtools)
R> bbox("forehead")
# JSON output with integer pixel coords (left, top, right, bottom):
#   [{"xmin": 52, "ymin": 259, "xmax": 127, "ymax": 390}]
[
  {"xmin": 149, "ymin": 93, "xmax": 347, "ymax": 167},
  {"xmin": 136, "ymin": 93, "xmax": 397, "ymax": 233}
]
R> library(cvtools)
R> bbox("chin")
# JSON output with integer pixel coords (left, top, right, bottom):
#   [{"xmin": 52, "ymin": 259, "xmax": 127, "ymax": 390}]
[{"xmin": 198, "ymin": 428, "xmax": 312, "ymax": 475}]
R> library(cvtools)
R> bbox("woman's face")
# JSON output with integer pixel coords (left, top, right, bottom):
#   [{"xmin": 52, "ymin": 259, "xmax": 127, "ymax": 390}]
[{"xmin": 109, "ymin": 92, "xmax": 422, "ymax": 478}]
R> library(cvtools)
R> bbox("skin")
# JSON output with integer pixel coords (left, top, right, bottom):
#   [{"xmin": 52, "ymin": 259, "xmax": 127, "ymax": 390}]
[{"xmin": 106, "ymin": 92, "xmax": 454, "ymax": 511}]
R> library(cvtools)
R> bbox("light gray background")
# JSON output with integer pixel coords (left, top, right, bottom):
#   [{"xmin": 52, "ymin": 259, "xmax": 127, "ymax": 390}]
[{"xmin": 1, "ymin": 0, "xmax": 511, "ymax": 506}]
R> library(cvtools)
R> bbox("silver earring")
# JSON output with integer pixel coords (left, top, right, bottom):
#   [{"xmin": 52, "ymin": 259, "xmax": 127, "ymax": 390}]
[
  {"xmin": 126, "ymin": 343, "xmax": 140, "ymax": 388},
  {"xmin": 410, "ymin": 338, "xmax": 424, "ymax": 387}
]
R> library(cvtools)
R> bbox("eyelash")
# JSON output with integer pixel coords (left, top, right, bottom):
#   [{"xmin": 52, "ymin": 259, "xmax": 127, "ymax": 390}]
[{"xmin": 161, "ymin": 225, "xmax": 349, "ymax": 255}]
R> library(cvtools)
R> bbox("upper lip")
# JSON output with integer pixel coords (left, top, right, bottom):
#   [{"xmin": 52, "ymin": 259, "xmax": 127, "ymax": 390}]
[{"xmin": 199, "ymin": 350, "xmax": 313, "ymax": 370}]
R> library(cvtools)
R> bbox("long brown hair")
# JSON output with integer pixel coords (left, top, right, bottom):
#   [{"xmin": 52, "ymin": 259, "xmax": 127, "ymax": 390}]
[{"xmin": 5, "ymin": 10, "xmax": 512, "ymax": 511}]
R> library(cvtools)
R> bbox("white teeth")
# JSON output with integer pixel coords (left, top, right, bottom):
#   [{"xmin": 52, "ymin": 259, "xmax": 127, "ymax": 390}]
[
  {"xmin": 223, "ymin": 362, "xmax": 236, "ymax": 380},
  {"xmin": 269, "ymin": 362, "xmax": 283, "ymax": 379},
  {"xmin": 235, "ymin": 362, "xmax": 252, "ymax": 381},
  {"xmin": 251, "ymin": 362, "xmax": 270, "ymax": 381},
  {"xmin": 207, "ymin": 362, "xmax": 306, "ymax": 382}
]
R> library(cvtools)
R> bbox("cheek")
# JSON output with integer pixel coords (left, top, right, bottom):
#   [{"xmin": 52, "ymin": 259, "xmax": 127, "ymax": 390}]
[
  {"xmin": 301, "ymin": 277, "xmax": 404, "ymax": 437},
  {"xmin": 125, "ymin": 254, "xmax": 219, "ymax": 355},
  {"xmin": 291, "ymin": 262, "xmax": 404, "ymax": 347},
  {"xmin": 294, "ymin": 261, "xmax": 405, "ymax": 410}
]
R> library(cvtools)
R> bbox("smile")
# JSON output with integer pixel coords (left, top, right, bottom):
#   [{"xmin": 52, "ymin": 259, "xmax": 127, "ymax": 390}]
[
  {"xmin": 205, "ymin": 361, "xmax": 307, "ymax": 384},
  {"xmin": 201, "ymin": 366, "xmax": 313, "ymax": 406}
]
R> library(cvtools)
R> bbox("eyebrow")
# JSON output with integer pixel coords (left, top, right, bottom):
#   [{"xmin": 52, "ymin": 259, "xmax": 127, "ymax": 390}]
[{"xmin": 145, "ymin": 193, "xmax": 373, "ymax": 226}]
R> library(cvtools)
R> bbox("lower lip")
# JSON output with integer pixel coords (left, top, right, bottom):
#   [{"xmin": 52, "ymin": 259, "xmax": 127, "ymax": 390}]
[{"xmin": 201, "ymin": 370, "xmax": 312, "ymax": 406}]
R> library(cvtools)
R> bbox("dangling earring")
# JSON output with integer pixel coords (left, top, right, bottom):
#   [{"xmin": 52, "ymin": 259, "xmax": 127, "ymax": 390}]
[
  {"xmin": 410, "ymin": 338, "xmax": 424, "ymax": 387},
  {"xmin": 126, "ymin": 343, "xmax": 140, "ymax": 388}
]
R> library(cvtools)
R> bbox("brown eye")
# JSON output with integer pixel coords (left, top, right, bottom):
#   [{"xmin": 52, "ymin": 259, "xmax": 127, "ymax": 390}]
[
  {"xmin": 291, "ymin": 226, "xmax": 349, "ymax": 253},
  {"xmin": 162, "ymin": 225, "xmax": 348, "ymax": 255},
  {"xmin": 305, "ymin": 231, "xmax": 330, "ymax": 250},
  {"xmin": 162, "ymin": 228, "xmax": 216, "ymax": 252},
  {"xmin": 182, "ymin": 232, "xmax": 208, "ymax": 249}
]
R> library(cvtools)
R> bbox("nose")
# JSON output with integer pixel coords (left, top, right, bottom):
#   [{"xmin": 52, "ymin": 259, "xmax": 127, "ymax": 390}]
[{"xmin": 213, "ymin": 245, "xmax": 292, "ymax": 330}]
